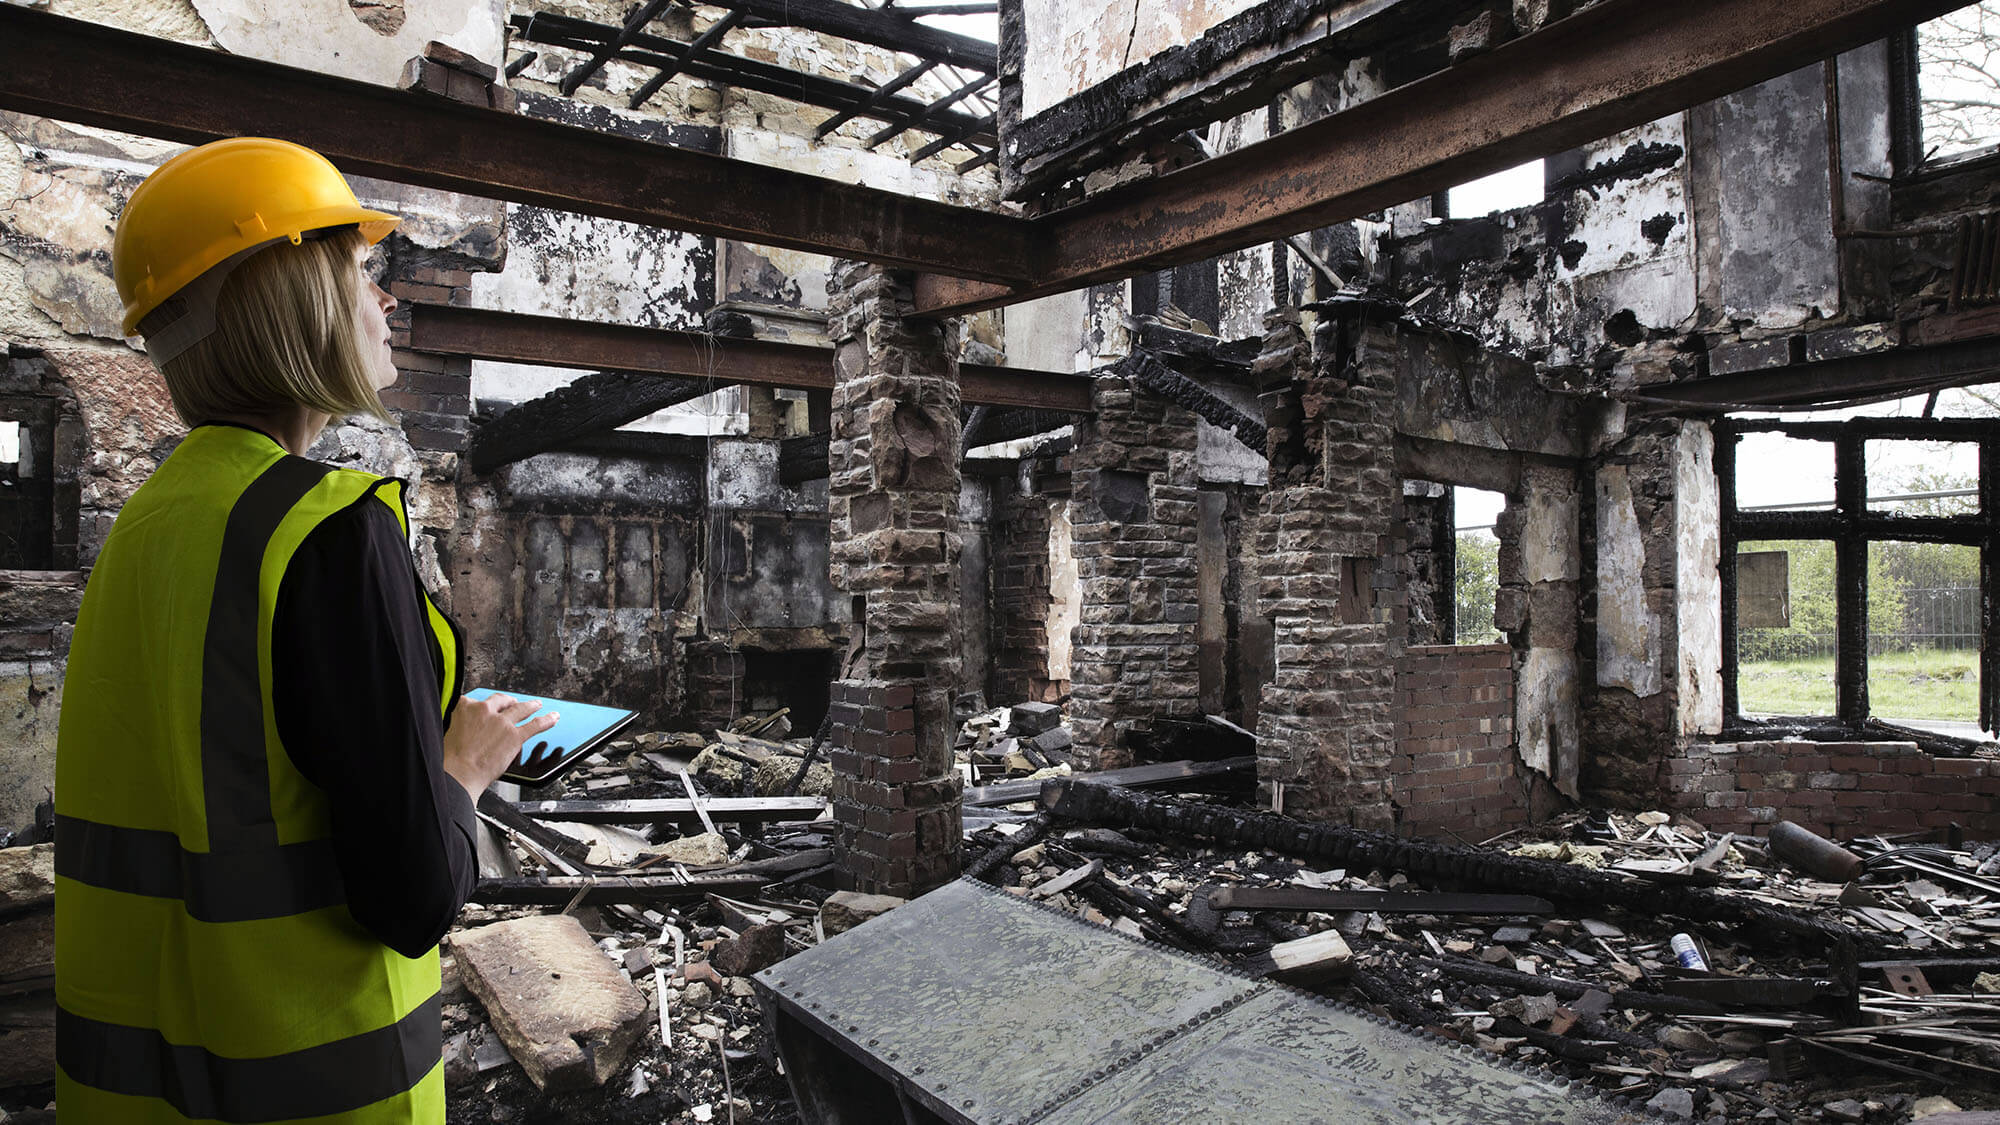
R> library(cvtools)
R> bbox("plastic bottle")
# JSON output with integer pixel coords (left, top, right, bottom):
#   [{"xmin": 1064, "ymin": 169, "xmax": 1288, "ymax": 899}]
[{"xmin": 1670, "ymin": 932, "xmax": 1708, "ymax": 971}]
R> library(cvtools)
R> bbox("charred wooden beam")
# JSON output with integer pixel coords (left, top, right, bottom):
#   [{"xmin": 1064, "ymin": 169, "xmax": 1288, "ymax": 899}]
[
  {"xmin": 1124, "ymin": 352, "xmax": 1266, "ymax": 453},
  {"xmin": 514, "ymin": 795, "xmax": 828, "ymax": 829},
  {"xmin": 516, "ymin": 13, "xmax": 996, "ymax": 144},
  {"xmin": 1134, "ymin": 320, "xmax": 1262, "ymax": 377},
  {"xmin": 0, "ymin": 6, "xmax": 1035, "ymax": 284},
  {"xmin": 778, "ymin": 432, "xmax": 831, "ymax": 485},
  {"xmin": 914, "ymin": 0, "xmax": 1965, "ymax": 315},
  {"xmin": 1044, "ymin": 782, "xmax": 1876, "ymax": 952},
  {"xmin": 629, "ymin": 9, "xmax": 747, "ymax": 109},
  {"xmin": 1636, "ymin": 334, "xmax": 2000, "ymax": 411},
  {"xmin": 467, "ymin": 369, "xmax": 714, "ymax": 474},
  {"xmin": 707, "ymin": 0, "xmax": 997, "ymax": 73},
  {"xmin": 558, "ymin": 0, "xmax": 674, "ymax": 96},
  {"xmin": 1416, "ymin": 957, "xmax": 1727, "ymax": 1017},
  {"xmin": 815, "ymin": 60, "xmax": 938, "ymax": 139},
  {"xmin": 409, "ymin": 305, "xmax": 1094, "ymax": 412},
  {"xmin": 473, "ymin": 872, "xmax": 770, "ymax": 904},
  {"xmin": 1209, "ymin": 887, "xmax": 1554, "ymax": 914},
  {"xmin": 965, "ymin": 756, "xmax": 1256, "ymax": 809},
  {"xmin": 962, "ymin": 406, "xmax": 1080, "ymax": 450}
]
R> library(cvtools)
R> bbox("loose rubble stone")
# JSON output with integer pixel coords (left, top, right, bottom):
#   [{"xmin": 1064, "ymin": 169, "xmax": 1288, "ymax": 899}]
[
  {"xmin": 0, "ymin": 845, "xmax": 53, "ymax": 911},
  {"xmin": 1646, "ymin": 1088, "xmax": 1696, "ymax": 1119},
  {"xmin": 682, "ymin": 960, "xmax": 725, "ymax": 990},
  {"xmin": 1029, "ymin": 727, "xmax": 1074, "ymax": 757},
  {"xmin": 452, "ymin": 914, "xmax": 650, "ymax": 1091},
  {"xmin": 1009, "ymin": 701, "xmax": 1061, "ymax": 736},
  {"xmin": 1657, "ymin": 1026, "xmax": 1720, "ymax": 1055},
  {"xmin": 1913, "ymin": 1097, "xmax": 1963, "ymax": 1118},
  {"xmin": 655, "ymin": 832, "xmax": 732, "ymax": 866},
  {"xmin": 711, "ymin": 922, "xmax": 788, "ymax": 977},
  {"xmin": 1822, "ymin": 1099, "xmax": 1867, "ymax": 1122},
  {"xmin": 683, "ymin": 982, "xmax": 714, "ymax": 1009},
  {"xmin": 820, "ymin": 890, "xmax": 908, "ymax": 936}
]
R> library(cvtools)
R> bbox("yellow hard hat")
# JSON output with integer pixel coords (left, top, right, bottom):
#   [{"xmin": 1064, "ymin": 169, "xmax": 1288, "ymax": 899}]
[{"xmin": 113, "ymin": 137, "xmax": 399, "ymax": 337}]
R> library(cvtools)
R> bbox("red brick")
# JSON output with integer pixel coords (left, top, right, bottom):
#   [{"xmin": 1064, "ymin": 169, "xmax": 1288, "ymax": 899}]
[{"xmin": 1829, "ymin": 756, "xmax": 1878, "ymax": 773}]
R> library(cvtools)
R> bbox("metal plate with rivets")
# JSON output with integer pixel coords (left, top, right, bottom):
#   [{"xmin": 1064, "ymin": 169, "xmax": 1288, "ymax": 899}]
[{"xmin": 755, "ymin": 879, "xmax": 1649, "ymax": 1125}]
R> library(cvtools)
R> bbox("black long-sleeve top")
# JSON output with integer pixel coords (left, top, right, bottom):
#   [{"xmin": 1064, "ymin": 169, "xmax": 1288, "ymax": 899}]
[{"xmin": 271, "ymin": 490, "xmax": 478, "ymax": 959}]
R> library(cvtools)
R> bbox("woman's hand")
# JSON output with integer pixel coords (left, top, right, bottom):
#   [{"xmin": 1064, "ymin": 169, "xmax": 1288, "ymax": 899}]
[{"xmin": 441, "ymin": 694, "xmax": 558, "ymax": 800}]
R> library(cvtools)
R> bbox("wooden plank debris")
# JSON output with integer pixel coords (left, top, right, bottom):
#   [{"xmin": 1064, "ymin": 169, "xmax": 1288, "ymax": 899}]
[
  {"xmin": 513, "ymin": 795, "xmax": 827, "ymax": 828},
  {"xmin": 963, "ymin": 755, "xmax": 1255, "ymax": 808}
]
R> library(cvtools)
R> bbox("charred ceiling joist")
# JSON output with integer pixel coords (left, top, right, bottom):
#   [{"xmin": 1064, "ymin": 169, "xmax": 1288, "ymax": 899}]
[
  {"xmin": 465, "ymin": 369, "xmax": 716, "ymax": 474},
  {"xmin": 0, "ymin": 5, "xmax": 1035, "ymax": 286}
]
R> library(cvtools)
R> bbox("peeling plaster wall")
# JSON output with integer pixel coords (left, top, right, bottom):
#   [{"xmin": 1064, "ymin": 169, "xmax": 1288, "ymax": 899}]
[
  {"xmin": 1674, "ymin": 424, "xmax": 1723, "ymax": 737},
  {"xmin": 453, "ymin": 451, "xmax": 703, "ymax": 725},
  {"xmin": 1705, "ymin": 67, "xmax": 1840, "ymax": 328},
  {"xmin": 192, "ymin": 0, "xmax": 505, "ymax": 87},
  {"xmin": 1016, "ymin": 0, "xmax": 1265, "ymax": 117}
]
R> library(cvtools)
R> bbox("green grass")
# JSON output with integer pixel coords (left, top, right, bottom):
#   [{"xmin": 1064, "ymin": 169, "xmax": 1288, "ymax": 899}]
[{"xmin": 1738, "ymin": 651, "xmax": 1979, "ymax": 721}]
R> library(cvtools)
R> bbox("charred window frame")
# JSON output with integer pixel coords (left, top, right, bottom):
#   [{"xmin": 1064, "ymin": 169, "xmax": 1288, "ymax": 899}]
[
  {"xmin": 1888, "ymin": 10, "xmax": 2000, "ymax": 175},
  {"xmin": 1718, "ymin": 418, "xmax": 2000, "ymax": 730}
]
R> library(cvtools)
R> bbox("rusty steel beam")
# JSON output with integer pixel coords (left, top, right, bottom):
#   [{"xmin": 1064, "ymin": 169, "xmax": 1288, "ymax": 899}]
[
  {"xmin": 913, "ymin": 0, "xmax": 1963, "ymax": 316},
  {"xmin": 408, "ymin": 304, "xmax": 1093, "ymax": 412},
  {"xmin": 0, "ymin": 5, "xmax": 1038, "ymax": 286}
]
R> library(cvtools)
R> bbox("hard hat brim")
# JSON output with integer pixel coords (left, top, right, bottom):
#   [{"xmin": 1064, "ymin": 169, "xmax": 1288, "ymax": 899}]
[{"xmin": 119, "ymin": 208, "xmax": 401, "ymax": 338}]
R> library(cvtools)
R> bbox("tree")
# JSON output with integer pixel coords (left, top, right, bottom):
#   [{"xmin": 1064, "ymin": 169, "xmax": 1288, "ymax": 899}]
[
  {"xmin": 1455, "ymin": 531, "xmax": 1500, "ymax": 644},
  {"xmin": 1920, "ymin": 2, "xmax": 2000, "ymax": 159}
]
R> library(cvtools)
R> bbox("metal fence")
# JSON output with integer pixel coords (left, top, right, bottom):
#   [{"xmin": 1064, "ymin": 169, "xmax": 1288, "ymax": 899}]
[{"xmin": 1739, "ymin": 585, "xmax": 1981, "ymax": 662}]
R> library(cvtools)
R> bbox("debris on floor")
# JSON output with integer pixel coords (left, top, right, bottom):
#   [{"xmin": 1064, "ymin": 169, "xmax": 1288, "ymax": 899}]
[{"xmin": 959, "ymin": 781, "xmax": 2000, "ymax": 1125}]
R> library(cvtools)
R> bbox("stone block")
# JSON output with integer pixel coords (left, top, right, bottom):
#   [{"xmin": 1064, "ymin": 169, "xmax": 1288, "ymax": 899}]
[
  {"xmin": 0, "ymin": 909, "xmax": 53, "ymax": 986},
  {"xmin": 1010, "ymin": 701, "xmax": 1061, "ymax": 735},
  {"xmin": 0, "ymin": 995, "xmax": 54, "ymax": 1088},
  {"xmin": 452, "ymin": 914, "xmax": 649, "ymax": 1091},
  {"xmin": 0, "ymin": 844, "xmax": 54, "ymax": 911},
  {"xmin": 712, "ymin": 921, "xmax": 789, "ymax": 977},
  {"xmin": 821, "ymin": 890, "xmax": 908, "ymax": 935}
]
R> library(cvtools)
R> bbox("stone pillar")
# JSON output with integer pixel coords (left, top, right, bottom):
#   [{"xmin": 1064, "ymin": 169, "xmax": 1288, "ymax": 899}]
[
  {"xmin": 823, "ymin": 263, "xmax": 962, "ymax": 896},
  {"xmin": 1067, "ymin": 371, "xmax": 1202, "ymax": 768},
  {"xmin": 1252, "ymin": 307, "xmax": 1403, "ymax": 830}
]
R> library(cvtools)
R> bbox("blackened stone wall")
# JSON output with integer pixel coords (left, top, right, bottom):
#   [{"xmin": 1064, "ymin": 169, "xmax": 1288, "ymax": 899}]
[{"xmin": 1067, "ymin": 372, "xmax": 1201, "ymax": 767}]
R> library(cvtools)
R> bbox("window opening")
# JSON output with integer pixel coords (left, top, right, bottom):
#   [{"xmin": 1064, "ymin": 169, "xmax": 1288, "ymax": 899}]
[
  {"xmin": 1867, "ymin": 540, "xmax": 1981, "ymax": 729},
  {"xmin": 1447, "ymin": 159, "xmax": 1545, "ymax": 218},
  {"xmin": 1719, "ymin": 420, "xmax": 1996, "ymax": 735},
  {"xmin": 1916, "ymin": 2, "xmax": 2000, "ymax": 163},
  {"xmin": 1866, "ymin": 438, "xmax": 1979, "ymax": 514},
  {"xmin": 1735, "ymin": 538, "xmax": 1837, "ymax": 717},
  {"xmin": 1454, "ymin": 487, "xmax": 1505, "ymax": 645},
  {"xmin": 0, "ymin": 420, "xmax": 18, "ymax": 466}
]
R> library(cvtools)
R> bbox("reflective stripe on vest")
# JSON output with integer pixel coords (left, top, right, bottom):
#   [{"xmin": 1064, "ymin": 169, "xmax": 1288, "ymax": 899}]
[{"xmin": 55, "ymin": 425, "xmax": 453, "ymax": 1123}]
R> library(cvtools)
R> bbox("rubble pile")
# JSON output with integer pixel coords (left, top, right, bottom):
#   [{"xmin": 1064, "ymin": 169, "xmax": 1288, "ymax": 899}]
[
  {"xmin": 0, "ymin": 841, "xmax": 54, "ymax": 1119},
  {"xmin": 971, "ymin": 787, "xmax": 2000, "ymax": 1125},
  {"xmin": 440, "ymin": 707, "xmax": 836, "ymax": 1124}
]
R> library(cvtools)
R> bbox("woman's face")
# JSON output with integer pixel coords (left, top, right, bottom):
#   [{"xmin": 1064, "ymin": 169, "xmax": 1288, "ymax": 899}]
[{"xmin": 353, "ymin": 248, "xmax": 398, "ymax": 390}]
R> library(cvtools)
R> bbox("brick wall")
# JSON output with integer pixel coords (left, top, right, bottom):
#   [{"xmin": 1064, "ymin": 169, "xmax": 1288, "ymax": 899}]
[
  {"xmin": 1391, "ymin": 644, "xmax": 1529, "ymax": 839},
  {"xmin": 1663, "ymin": 741, "xmax": 2000, "ymax": 839}
]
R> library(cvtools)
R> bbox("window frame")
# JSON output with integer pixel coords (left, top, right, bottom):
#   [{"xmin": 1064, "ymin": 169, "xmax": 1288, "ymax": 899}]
[{"xmin": 1718, "ymin": 417, "xmax": 2000, "ymax": 731}]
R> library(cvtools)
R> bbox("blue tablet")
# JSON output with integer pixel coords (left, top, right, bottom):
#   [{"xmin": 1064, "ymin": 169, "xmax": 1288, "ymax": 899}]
[{"xmin": 463, "ymin": 689, "xmax": 640, "ymax": 786}]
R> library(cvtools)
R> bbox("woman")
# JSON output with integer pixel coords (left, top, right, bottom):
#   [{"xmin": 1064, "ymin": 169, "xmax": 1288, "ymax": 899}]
[{"xmin": 53, "ymin": 137, "xmax": 555, "ymax": 1122}]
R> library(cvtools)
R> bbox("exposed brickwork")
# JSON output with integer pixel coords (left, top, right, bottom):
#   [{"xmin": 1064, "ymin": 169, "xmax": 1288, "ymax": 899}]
[
  {"xmin": 684, "ymin": 644, "xmax": 745, "ymax": 732},
  {"xmin": 823, "ymin": 263, "xmax": 963, "ymax": 896},
  {"xmin": 1252, "ymin": 308, "xmax": 1404, "ymax": 830},
  {"xmin": 1392, "ymin": 644, "xmax": 1529, "ymax": 839},
  {"xmin": 379, "ymin": 44, "xmax": 511, "ymax": 456},
  {"xmin": 987, "ymin": 477, "xmax": 1061, "ymax": 705},
  {"xmin": 1662, "ymin": 741, "xmax": 2000, "ymax": 839},
  {"xmin": 385, "ymin": 267, "xmax": 475, "ymax": 454},
  {"xmin": 1067, "ymin": 372, "xmax": 1201, "ymax": 767}
]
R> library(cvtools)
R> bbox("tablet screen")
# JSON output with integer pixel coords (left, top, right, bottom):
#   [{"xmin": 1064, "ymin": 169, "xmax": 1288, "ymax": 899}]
[{"xmin": 463, "ymin": 688, "xmax": 640, "ymax": 786}]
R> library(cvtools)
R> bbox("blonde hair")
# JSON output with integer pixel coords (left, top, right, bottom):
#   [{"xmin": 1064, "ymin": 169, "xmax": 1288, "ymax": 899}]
[{"xmin": 148, "ymin": 227, "xmax": 390, "ymax": 426}]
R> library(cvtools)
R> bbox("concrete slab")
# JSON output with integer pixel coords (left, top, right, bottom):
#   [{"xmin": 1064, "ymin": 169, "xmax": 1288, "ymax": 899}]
[{"xmin": 452, "ymin": 914, "xmax": 649, "ymax": 1091}]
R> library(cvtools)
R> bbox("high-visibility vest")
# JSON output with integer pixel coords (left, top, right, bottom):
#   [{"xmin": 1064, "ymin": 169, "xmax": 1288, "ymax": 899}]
[{"xmin": 54, "ymin": 423, "xmax": 462, "ymax": 1123}]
